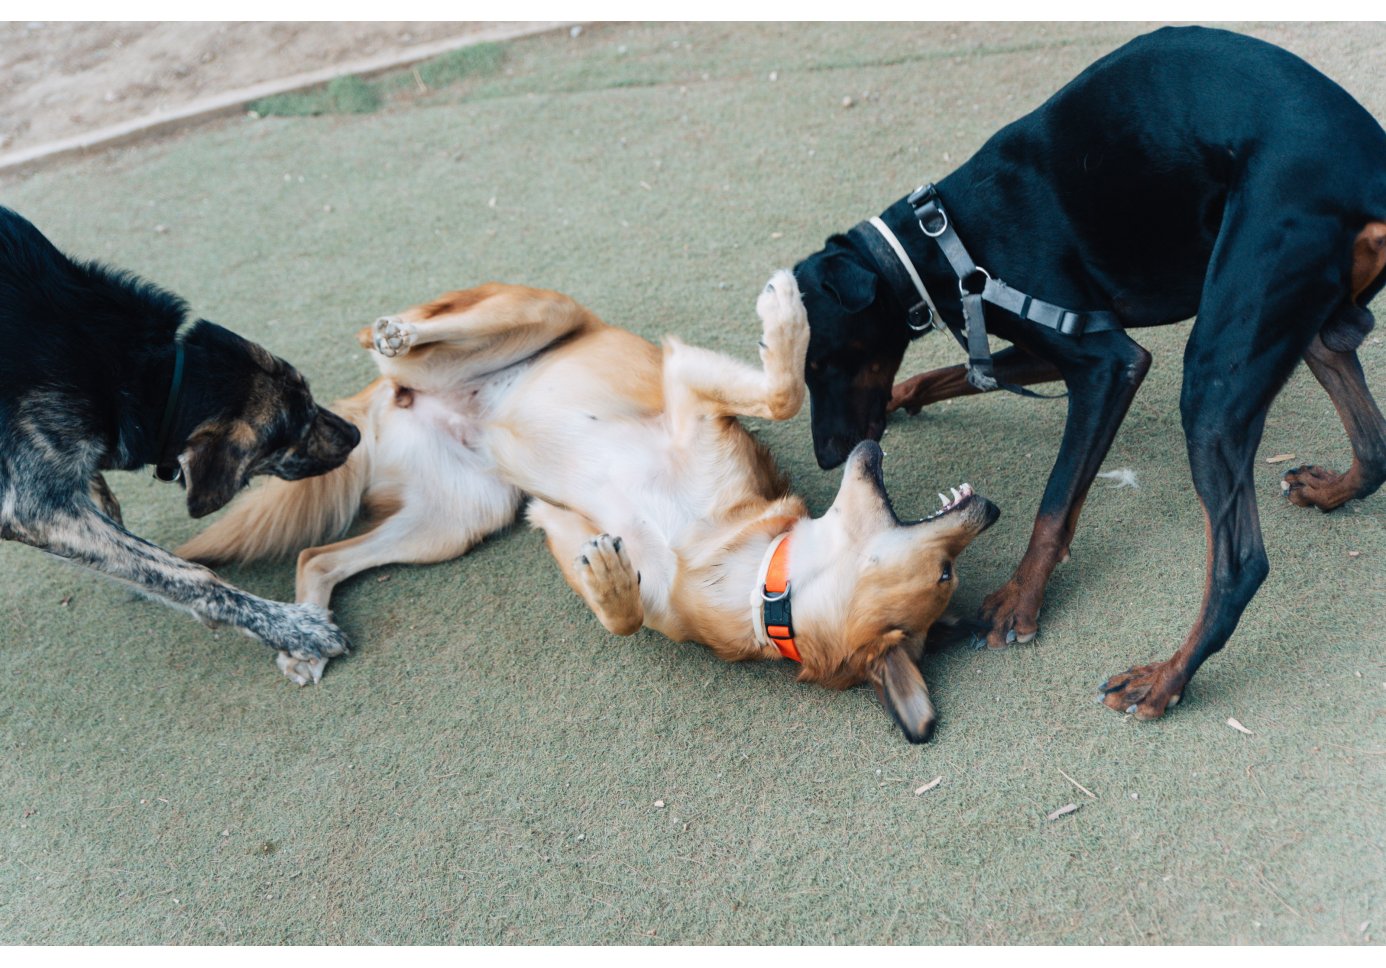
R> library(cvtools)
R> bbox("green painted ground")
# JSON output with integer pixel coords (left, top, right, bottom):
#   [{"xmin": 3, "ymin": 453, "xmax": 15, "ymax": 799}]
[{"xmin": 1, "ymin": 22, "xmax": 1382, "ymax": 944}]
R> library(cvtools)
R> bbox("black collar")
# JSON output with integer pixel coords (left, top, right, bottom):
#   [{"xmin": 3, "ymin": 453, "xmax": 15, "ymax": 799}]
[{"xmin": 152, "ymin": 337, "xmax": 187, "ymax": 482}]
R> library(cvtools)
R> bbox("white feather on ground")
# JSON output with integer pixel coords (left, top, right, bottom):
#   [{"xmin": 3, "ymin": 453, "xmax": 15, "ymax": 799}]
[{"xmin": 1096, "ymin": 468, "xmax": 1139, "ymax": 489}]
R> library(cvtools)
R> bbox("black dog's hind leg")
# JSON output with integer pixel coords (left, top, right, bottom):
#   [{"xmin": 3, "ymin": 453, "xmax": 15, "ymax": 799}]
[
  {"xmin": 888, "ymin": 346, "xmax": 1062, "ymax": 415},
  {"xmin": 1102, "ymin": 205, "xmax": 1348, "ymax": 719},
  {"xmin": 1282, "ymin": 334, "xmax": 1386, "ymax": 510},
  {"xmin": 17, "ymin": 502, "xmax": 350, "ymax": 665},
  {"xmin": 977, "ymin": 330, "xmax": 1151, "ymax": 649}
]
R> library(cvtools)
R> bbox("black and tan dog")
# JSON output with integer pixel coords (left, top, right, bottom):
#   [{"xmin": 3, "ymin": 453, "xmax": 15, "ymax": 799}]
[
  {"xmin": 0, "ymin": 206, "xmax": 360, "ymax": 680},
  {"xmin": 789, "ymin": 27, "xmax": 1386, "ymax": 719}
]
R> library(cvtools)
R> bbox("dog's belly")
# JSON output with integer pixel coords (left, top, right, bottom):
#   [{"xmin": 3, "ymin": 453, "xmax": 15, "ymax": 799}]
[{"xmin": 374, "ymin": 369, "xmax": 527, "ymax": 516}]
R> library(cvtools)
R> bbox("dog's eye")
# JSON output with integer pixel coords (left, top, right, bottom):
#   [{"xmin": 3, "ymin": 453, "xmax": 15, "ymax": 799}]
[{"xmin": 939, "ymin": 562, "xmax": 952, "ymax": 583}]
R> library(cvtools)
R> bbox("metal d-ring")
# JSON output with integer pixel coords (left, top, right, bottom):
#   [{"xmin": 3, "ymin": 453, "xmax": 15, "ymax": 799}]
[
  {"xmin": 906, "ymin": 303, "xmax": 935, "ymax": 333},
  {"xmin": 919, "ymin": 209, "xmax": 948, "ymax": 238},
  {"xmin": 761, "ymin": 584, "xmax": 790, "ymax": 603},
  {"xmin": 959, "ymin": 266, "xmax": 992, "ymax": 296}
]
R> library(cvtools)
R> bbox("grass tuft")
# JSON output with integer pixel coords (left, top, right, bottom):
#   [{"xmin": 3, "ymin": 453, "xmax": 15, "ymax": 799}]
[
  {"xmin": 415, "ymin": 42, "xmax": 506, "ymax": 89},
  {"xmin": 249, "ymin": 74, "xmax": 382, "ymax": 118}
]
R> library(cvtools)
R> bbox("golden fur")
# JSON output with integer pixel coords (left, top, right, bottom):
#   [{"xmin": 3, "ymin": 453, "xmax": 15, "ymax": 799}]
[{"xmin": 179, "ymin": 272, "xmax": 996, "ymax": 740}]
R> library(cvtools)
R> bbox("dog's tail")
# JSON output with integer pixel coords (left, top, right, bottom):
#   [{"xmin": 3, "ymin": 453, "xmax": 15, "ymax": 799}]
[{"xmin": 176, "ymin": 382, "xmax": 383, "ymax": 565}]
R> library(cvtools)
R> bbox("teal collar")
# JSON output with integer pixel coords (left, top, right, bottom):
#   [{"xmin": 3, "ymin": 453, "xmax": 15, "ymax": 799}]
[{"xmin": 152, "ymin": 338, "xmax": 186, "ymax": 482}]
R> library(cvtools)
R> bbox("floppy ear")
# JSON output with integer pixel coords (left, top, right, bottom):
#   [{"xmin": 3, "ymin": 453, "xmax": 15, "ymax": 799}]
[
  {"xmin": 871, "ymin": 641, "xmax": 938, "ymax": 744},
  {"xmin": 819, "ymin": 251, "xmax": 879, "ymax": 314},
  {"xmin": 180, "ymin": 423, "xmax": 253, "ymax": 519}
]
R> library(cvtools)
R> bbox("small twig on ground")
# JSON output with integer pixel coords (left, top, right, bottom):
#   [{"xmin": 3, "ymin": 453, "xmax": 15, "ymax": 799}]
[
  {"xmin": 1046, "ymin": 803, "xmax": 1079, "ymax": 821},
  {"xmin": 1245, "ymin": 763, "xmax": 1267, "ymax": 797},
  {"xmin": 1058, "ymin": 768, "xmax": 1098, "ymax": 799},
  {"xmin": 914, "ymin": 776, "xmax": 943, "ymax": 795},
  {"xmin": 1226, "ymin": 717, "xmax": 1254, "ymax": 735}
]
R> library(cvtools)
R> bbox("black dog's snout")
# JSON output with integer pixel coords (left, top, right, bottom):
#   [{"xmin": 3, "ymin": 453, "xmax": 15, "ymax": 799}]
[{"xmin": 317, "ymin": 408, "xmax": 361, "ymax": 454}]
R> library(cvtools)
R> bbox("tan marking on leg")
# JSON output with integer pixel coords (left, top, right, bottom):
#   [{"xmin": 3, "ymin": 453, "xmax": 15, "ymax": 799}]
[{"xmin": 1351, "ymin": 222, "xmax": 1386, "ymax": 300}]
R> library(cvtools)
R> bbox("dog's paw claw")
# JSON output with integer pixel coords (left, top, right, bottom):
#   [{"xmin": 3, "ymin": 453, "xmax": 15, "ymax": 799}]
[
  {"xmin": 276, "ymin": 652, "xmax": 328, "ymax": 686},
  {"xmin": 372, "ymin": 316, "xmax": 416, "ymax": 357}
]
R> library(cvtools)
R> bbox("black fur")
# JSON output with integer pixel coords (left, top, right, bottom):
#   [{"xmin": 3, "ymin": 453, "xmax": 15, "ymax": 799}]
[
  {"xmin": 793, "ymin": 27, "xmax": 1386, "ymax": 718},
  {"xmin": 0, "ymin": 205, "xmax": 361, "ymax": 672}
]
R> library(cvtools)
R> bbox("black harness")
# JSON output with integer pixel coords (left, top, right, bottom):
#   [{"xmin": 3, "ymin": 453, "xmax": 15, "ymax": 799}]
[{"xmin": 849, "ymin": 183, "xmax": 1123, "ymax": 395}]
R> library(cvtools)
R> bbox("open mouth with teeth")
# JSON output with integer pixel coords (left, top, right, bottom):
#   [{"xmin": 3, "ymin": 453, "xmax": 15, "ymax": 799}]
[{"xmin": 924, "ymin": 483, "xmax": 975, "ymax": 520}]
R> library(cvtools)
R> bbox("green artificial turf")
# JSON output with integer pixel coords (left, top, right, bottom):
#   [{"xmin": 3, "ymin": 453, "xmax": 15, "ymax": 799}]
[{"xmin": 0, "ymin": 22, "xmax": 1382, "ymax": 944}]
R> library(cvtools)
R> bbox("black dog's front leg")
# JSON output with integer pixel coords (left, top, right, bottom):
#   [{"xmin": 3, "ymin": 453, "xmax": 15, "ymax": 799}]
[
  {"xmin": 978, "ymin": 331, "xmax": 1151, "ymax": 649},
  {"xmin": 888, "ymin": 346, "xmax": 1061, "ymax": 414},
  {"xmin": 14, "ymin": 503, "xmax": 350, "ymax": 664}
]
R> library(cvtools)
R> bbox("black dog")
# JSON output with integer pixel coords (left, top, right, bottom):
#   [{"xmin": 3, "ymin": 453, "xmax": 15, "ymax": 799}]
[
  {"xmin": 791, "ymin": 27, "xmax": 1386, "ymax": 719},
  {"xmin": 0, "ymin": 205, "xmax": 361, "ymax": 683}
]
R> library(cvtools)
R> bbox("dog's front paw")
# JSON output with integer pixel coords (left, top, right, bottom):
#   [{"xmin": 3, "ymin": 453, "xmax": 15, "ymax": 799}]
[
  {"xmin": 575, "ymin": 534, "xmax": 643, "ymax": 636},
  {"xmin": 270, "ymin": 603, "xmax": 351, "ymax": 662},
  {"xmin": 976, "ymin": 580, "xmax": 1041, "ymax": 649},
  {"xmin": 276, "ymin": 652, "xmax": 330, "ymax": 686},
  {"xmin": 756, "ymin": 269, "xmax": 809, "ymax": 355},
  {"xmin": 1098, "ymin": 662, "xmax": 1184, "ymax": 720},
  {"xmin": 372, "ymin": 316, "xmax": 417, "ymax": 357}
]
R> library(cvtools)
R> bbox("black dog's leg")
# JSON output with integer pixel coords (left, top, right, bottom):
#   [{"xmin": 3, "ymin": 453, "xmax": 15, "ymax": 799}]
[
  {"xmin": 1101, "ymin": 207, "xmax": 1347, "ymax": 719},
  {"xmin": 888, "ymin": 346, "xmax": 1062, "ymax": 415},
  {"xmin": 977, "ymin": 331, "xmax": 1151, "ymax": 649},
  {"xmin": 14, "ymin": 502, "xmax": 350, "ymax": 665},
  {"xmin": 1282, "ymin": 334, "xmax": 1386, "ymax": 510},
  {"xmin": 88, "ymin": 473, "xmax": 123, "ymax": 526}
]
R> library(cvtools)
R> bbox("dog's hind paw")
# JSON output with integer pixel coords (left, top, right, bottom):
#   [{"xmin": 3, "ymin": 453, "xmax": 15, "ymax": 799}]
[
  {"xmin": 1281, "ymin": 464, "xmax": 1356, "ymax": 512},
  {"xmin": 277, "ymin": 652, "xmax": 329, "ymax": 686},
  {"xmin": 372, "ymin": 316, "xmax": 417, "ymax": 357}
]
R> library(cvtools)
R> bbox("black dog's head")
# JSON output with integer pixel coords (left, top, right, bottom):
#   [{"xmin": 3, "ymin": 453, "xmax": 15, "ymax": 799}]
[
  {"xmin": 175, "ymin": 322, "xmax": 361, "ymax": 518},
  {"xmin": 793, "ymin": 238, "xmax": 910, "ymax": 470}
]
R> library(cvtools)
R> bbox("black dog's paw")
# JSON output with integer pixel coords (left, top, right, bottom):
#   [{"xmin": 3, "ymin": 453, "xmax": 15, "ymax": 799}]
[{"xmin": 268, "ymin": 603, "xmax": 351, "ymax": 657}]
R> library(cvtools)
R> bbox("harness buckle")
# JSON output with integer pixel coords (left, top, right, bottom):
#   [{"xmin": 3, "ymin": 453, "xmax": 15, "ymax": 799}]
[
  {"xmin": 762, "ymin": 587, "xmax": 793, "ymax": 636},
  {"xmin": 1057, "ymin": 311, "xmax": 1084, "ymax": 336}
]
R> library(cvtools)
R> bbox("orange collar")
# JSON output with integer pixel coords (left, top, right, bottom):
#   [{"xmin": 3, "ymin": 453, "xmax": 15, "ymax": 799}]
[{"xmin": 755, "ymin": 533, "xmax": 801, "ymax": 663}]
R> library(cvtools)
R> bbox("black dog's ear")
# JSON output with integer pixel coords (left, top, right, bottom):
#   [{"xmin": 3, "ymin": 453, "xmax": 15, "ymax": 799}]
[
  {"xmin": 818, "ymin": 251, "xmax": 879, "ymax": 314},
  {"xmin": 180, "ymin": 422, "xmax": 253, "ymax": 518}
]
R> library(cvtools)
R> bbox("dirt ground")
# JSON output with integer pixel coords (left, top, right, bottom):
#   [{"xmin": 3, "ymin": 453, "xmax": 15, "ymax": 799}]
[{"xmin": 0, "ymin": 21, "xmax": 516, "ymax": 153}]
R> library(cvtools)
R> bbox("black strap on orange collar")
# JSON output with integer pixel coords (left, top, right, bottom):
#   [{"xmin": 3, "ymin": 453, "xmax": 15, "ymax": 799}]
[{"xmin": 761, "ymin": 535, "xmax": 801, "ymax": 663}]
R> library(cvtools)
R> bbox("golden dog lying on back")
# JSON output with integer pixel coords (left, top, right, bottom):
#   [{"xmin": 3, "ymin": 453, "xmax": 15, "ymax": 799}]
[{"xmin": 180, "ymin": 272, "xmax": 997, "ymax": 741}]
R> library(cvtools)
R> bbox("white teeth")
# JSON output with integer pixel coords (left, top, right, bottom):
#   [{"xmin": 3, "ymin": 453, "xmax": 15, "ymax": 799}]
[
  {"xmin": 938, "ymin": 493, "xmax": 949, "ymax": 507},
  {"xmin": 950, "ymin": 487, "xmax": 961, "ymax": 503},
  {"xmin": 961, "ymin": 483, "xmax": 973, "ymax": 496}
]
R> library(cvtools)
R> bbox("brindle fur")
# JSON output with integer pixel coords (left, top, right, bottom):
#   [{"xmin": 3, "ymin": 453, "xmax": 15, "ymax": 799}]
[{"xmin": 0, "ymin": 206, "xmax": 361, "ymax": 677}]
